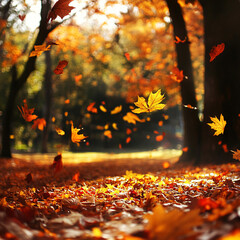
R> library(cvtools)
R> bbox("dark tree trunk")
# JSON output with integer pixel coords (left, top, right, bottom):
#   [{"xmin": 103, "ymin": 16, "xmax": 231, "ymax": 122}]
[
  {"xmin": 199, "ymin": 0, "xmax": 240, "ymax": 164},
  {"xmin": 166, "ymin": 0, "xmax": 201, "ymax": 163},
  {"xmin": 1, "ymin": 0, "xmax": 52, "ymax": 158},
  {"xmin": 41, "ymin": 51, "xmax": 53, "ymax": 153}
]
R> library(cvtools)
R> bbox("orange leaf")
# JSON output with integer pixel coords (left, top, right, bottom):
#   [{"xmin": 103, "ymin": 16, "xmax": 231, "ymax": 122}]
[
  {"xmin": 64, "ymin": 99, "xmax": 70, "ymax": 104},
  {"xmin": 222, "ymin": 144, "xmax": 228, "ymax": 153},
  {"xmin": 99, "ymin": 105, "xmax": 107, "ymax": 112},
  {"xmin": 209, "ymin": 43, "xmax": 225, "ymax": 62},
  {"xmin": 18, "ymin": 100, "xmax": 38, "ymax": 122},
  {"xmin": 29, "ymin": 44, "xmax": 51, "ymax": 57},
  {"xmin": 55, "ymin": 127, "xmax": 65, "ymax": 135},
  {"xmin": 123, "ymin": 112, "xmax": 145, "ymax": 124},
  {"xmin": 126, "ymin": 128, "xmax": 132, "ymax": 135},
  {"xmin": 182, "ymin": 147, "xmax": 188, "ymax": 152},
  {"xmin": 119, "ymin": 143, "xmax": 122, "ymax": 149},
  {"xmin": 47, "ymin": 0, "xmax": 75, "ymax": 23},
  {"xmin": 74, "ymin": 74, "xmax": 82, "ymax": 84},
  {"xmin": 171, "ymin": 67, "xmax": 184, "ymax": 83},
  {"xmin": 174, "ymin": 36, "xmax": 186, "ymax": 43},
  {"xmin": 183, "ymin": 104, "xmax": 197, "ymax": 110},
  {"xmin": 87, "ymin": 102, "xmax": 98, "ymax": 113},
  {"xmin": 162, "ymin": 161, "xmax": 170, "ymax": 169},
  {"xmin": 126, "ymin": 136, "xmax": 131, "ymax": 144},
  {"xmin": 156, "ymin": 135, "xmax": 164, "ymax": 142},
  {"xmin": 71, "ymin": 123, "xmax": 87, "ymax": 144},
  {"xmin": 125, "ymin": 52, "xmax": 130, "ymax": 61},
  {"xmin": 32, "ymin": 118, "xmax": 46, "ymax": 131},
  {"xmin": 54, "ymin": 60, "xmax": 68, "ymax": 74},
  {"xmin": 158, "ymin": 121, "xmax": 163, "ymax": 126},
  {"xmin": 72, "ymin": 172, "xmax": 80, "ymax": 181},
  {"xmin": 110, "ymin": 105, "xmax": 122, "ymax": 114},
  {"xmin": 104, "ymin": 130, "xmax": 112, "ymax": 139}
]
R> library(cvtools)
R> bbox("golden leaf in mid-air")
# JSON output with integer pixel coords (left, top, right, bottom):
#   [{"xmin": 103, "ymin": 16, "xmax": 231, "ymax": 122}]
[
  {"xmin": 55, "ymin": 127, "xmax": 65, "ymax": 135},
  {"xmin": 99, "ymin": 105, "xmax": 107, "ymax": 112},
  {"xmin": 71, "ymin": 123, "xmax": 87, "ymax": 144},
  {"xmin": 110, "ymin": 105, "xmax": 122, "ymax": 115},
  {"xmin": 231, "ymin": 149, "xmax": 240, "ymax": 161},
  {"xmin": 123, "ymin": 112, "xmax": 145, "ymax": 124},
  {"xmin": 29, "ymin": 44, "xmax": 51, "ymax": 57},
  {"xmin": 132, "ymin": 89, "xmax": 165, "ymax": 114},
  {"xmin": 145, "ymin": 204, "xmax": 202, "ymax": 240},
  {"xmin": 207, "ymin": 114, "xmax": 226, "ymax": 136}
]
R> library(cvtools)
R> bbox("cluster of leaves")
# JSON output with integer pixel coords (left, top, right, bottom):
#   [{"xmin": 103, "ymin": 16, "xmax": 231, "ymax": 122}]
[{"xmin": 0, "ymin": 161, "xmax": 239, "ymax": 239}]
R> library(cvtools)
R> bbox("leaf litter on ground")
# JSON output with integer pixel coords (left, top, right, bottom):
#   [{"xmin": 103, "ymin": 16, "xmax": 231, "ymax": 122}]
[{"xmin": 0, "ymin": 156, "xmax": 239, "ymax": 240}]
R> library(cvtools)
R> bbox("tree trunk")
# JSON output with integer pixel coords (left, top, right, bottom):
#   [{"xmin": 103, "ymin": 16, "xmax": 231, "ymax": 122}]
[
  {"xmin": 166, "ymin": 0, "xmax": 201, "ymax": 163},
  {"xmin": 41, "ymin": 51, "xmax": 53, "ymax": 153},
  {"xmin": 1, "ymin": 0, "xmax": 51, "ymax": 158},
  {"xmin": 199, "ymin": 0, "xmax": 240, "ymax": 164}
]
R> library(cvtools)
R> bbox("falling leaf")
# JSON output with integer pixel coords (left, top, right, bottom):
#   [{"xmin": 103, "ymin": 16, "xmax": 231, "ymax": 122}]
[
  {"xmin": 18, "ymin": 15, "xmax": 26, "ymax": 21},
  {"xmin": 125, "ymin": 52, "xmax": 131, "ymax": 61},
  {"xmin": 47, "ymin": 0, "xmax": 75, "ymax": 23},
  {"xmin": 119, "ymin": 143, "xmax": 122, "ymax": 149},
  {"xmin": 54, "ymin": 60, "xmax": 68, "ymax": 74},
  {"xmin": 126, "ymin": 128, "xmax": 132, "ymax": 135},
  {"xmin": 222, "ymin": 144, "xmax": 228, "ymax": 153},
  {"xmin": 55, "ymin": 127, "xmax": 65, "ymax": 135},
  {"xmin": 71, "ymin": 123, "xmax": 87, "ymax": 144},
  {"xmin": 207, "ymin": 114, "xmax": 226, "ymax": 136},
  {"xmin": 145, "ymin": 204, "xmax": 202, "ymax": 240},
  {"xmin": 100, "ymin": 105, "xmax": 107, "ymax": 112},
  {"xmin": 29, "ymin": 44, "xmax": 51, "ymax": 57},
  {"xmin": 104, "ymin": 130, "xmax": 112, "ymax": 139},
  {"xmin": 162, "ymin": 114, "xmax": 169, "ymax": 120},
  {"xmin": 209, "ymin": 43, "xmax": 225, "ymax": 62},
  {"xmin": 162, "ymin": 162, "xmax": 170, "ymax": 169},
  {"xmin": 231, "ymin": 149, "xmax": 240, "ymax": 161},
  {"xmin": 64, "ymin": 99, "xmax": 70, "ymax": 104},
  {"xmin": 112, "ymin": 123, "xmax": 118, "ymax": 130},
  {"xmin": 171, "ymin": 67, "xmax": 184, "ymax": 83},
  {"xmin": 156, "ymin": 135, "xmax": 164, "ymax": 142},
  {"xmin": 87, "ymin": 102, "xmax": 98, "ymax": 113},
  {"xmin": 123, "ymin": 112, "xmax": 145, "ymax": 124},
  {"xmin": 132, "ymin": 89, "xmax": 165, "ymax": 114},
  {"xmin": 183, "ymin": 104, "xmax": 197, "ymax": 110},
  {"xmin": 72, "ymin": 172, "xmax": 80, "ymax": 181},
  {"xmin": 32, "ymin": 118, "xmax": 46, "ymax": 131},
  {"xmin": 126, "ymin": 136, "xmax": 131, "ymax": 144},
  {"xmin": 182, "ymin": 147, "xmax": 188, "ymax": 152},
  {"xmin": 158, "ymin": 121, "xmax": 163, "ymax": 126},
  {"xmin": 174, "ymin": 36, "xmax": 187, "ymax": 43},
  {"xmin": 18, "ymin": 100, "xmax": 38, "ymax": 122},
  {"xmin": 111, "ymin": 105, "xmax": 122, "ymax": 114},
  {"xmin": 51, "ymin": 153, "xmax": 63, "ymax": 173},
  {"xmin": 74, "ymin": 74, "xmax": 82, "ymax": 84}
]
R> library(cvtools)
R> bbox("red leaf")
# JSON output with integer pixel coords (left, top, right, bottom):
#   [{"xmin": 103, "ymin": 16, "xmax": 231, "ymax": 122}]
[
  {"xmin": 47, "ymin": 0, "xmax": 75, "ymax": 23},
  {"xmin": 54, "ymin": 60, "xmax": 68, "ymax": 74},
  {"xmin": 209, "ymin": 43, "xmax": 225, "ymax": 62},
  {"xmin": 18, "ymin": 15, "xmax": 26, "ymax": 21},
  {"xmin": 51, "ymin": 153, "xmax": 63, "ymax": 173}
]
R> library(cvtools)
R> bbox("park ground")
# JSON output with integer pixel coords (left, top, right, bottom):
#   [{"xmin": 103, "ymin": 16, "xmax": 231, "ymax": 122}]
[{"xmin": 0, "ymin": 149, "xmax": 239, "ymax": 239}]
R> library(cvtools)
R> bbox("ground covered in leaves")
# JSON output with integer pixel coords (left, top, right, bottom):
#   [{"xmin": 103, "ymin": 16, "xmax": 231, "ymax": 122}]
[{"xmin": 0, "ymin": 155, "xmax": 239, "ymax": 240}]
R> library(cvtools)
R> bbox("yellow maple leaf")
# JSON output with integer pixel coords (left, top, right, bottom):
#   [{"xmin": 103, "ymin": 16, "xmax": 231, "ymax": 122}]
[
  {"xmin": 29, "ymin": 44, "xmax": 51, "ymax": 57},
  {"xmin": 132, "ymin": 89, "xmax": 165, "ymax": 114},
  {"xmin": 71, "ymin": 123, "xmax": 87, "ymax": 144},
  {"xmin": 123, "ymin": 112, "xmax": 145, "ymax": 124},
  {"xmin": 145, "ymin": 204, "xmax": 202, "ymax": 240},
  {"xmin": 207, "ymin": 114, "xmax": 226, "ymax": 136},
  {"xmin": 231, "ymin": 149, "xmax": 240, "ymax": 161},
  {"xmin": 110, "ymin": 105, "xmax": 122, "ymax": 114}
]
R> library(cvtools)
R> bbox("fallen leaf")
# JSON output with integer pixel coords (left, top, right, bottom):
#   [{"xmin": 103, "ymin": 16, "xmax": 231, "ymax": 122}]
[
  {"xmin": 207, "ymin": 114, "xmax": 226, "ymax": 136},
  {"xmin": 132, "ymin": 89, "xmax": 165, "ymax": 114},
  {"xmin": 145, "ymin": 204, "xmax": 202, "ymax": 240}
]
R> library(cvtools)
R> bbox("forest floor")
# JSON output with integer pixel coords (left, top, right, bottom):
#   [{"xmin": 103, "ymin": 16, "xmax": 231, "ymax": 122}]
[{"xmin": 0, "ymin": 150, "xmax": 239, "ymax": 240}]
